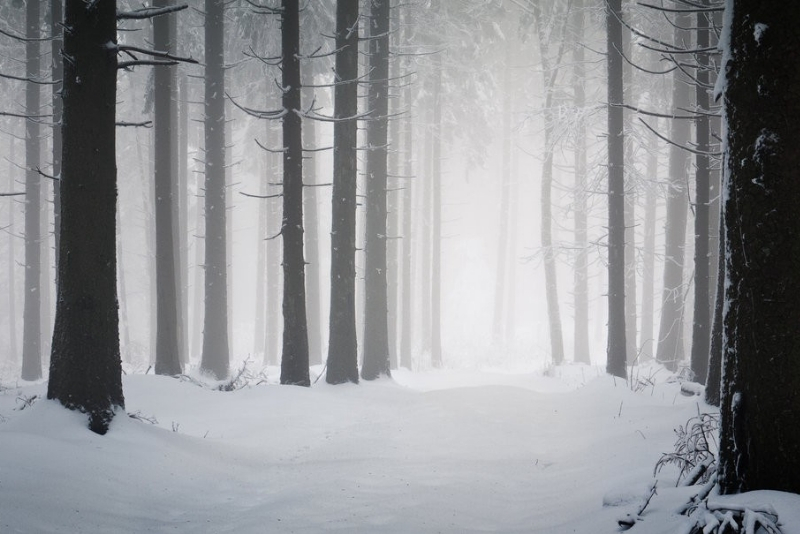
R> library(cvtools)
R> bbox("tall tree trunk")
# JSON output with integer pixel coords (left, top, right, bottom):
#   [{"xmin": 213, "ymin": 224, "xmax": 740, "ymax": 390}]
[
  {"xmin": 399, "ymin": 86, "xmax": 414, "ymax": 370},
  {"xmin": 493, "ymin": 49, "xmax": 512, "ymax": 347},
  {"xmin": 51, "ymin": 0, "xmax": 63, "ymax": 273},
  {"xmin": 177, "ymin": 73, "xmax": 189, "ymax": 365},
  {"xmin": 326, "ymin": 0, "xmax": 360, "ymax": 384},
  {"xmin": 153, "ymin": 0, "xmax": 182, "ymax": 376},
  {"xmin": 705, "ymin": 208, "xmax": 724, "ymax": 407},
  {"xmin": 430, "ymin": 6, "xmax": 443, "ymax": 368},
  {"xmin": 718, "ymin": 0, "xmax": 800, "ymax": 494},
  {"xmin": 571, "ymin": 0, "xmax": 590, "ymax": 364},
  {"xmin": 605, "ymin": 0, "xmax": 627, "ymax": 378},
  {"xmin": 639, "ymin": 131, "xmax": 659, "ymax": 362},
  {"xmin": 22, "ymin": 0, "xmax": 42, "ymax": 381},
  {"xmin": 7, "ymin": 138, "xmax": 18, "ymax": 363},
  {"xmin": 535, "ymin": 3, "xmax": 568, "ymax": 367},
  {"xmin": 302, "ymin": 91, "xmax": 322, "ymax": 366},
  {"xmin": 623, "ymin": 0, "xmax": 637, "ymax": 366},
  {"xmin": 254, "ymin": 142, "xmax": 268, "ymax": 360},
  {"xmin": 689, "ymin": 4, "xmax": 712, "ymax": 385},
  {"xmin": 48, "ymin": 0, "xmax": 124, "ymax": 434},
  {"xmin": 362, "ymin": 0, "xmax": 392, "ymax": 380},
  {"xmin": 656, "ymin": 14, "xmax": 692, "ymax": 372},
  {"xmin": 201, "ymin": 0, "xmax": 230, "ymax": 379},
  {"xmin": 279, "ymin": 0, "xmax": 310, "ymax": 386}
]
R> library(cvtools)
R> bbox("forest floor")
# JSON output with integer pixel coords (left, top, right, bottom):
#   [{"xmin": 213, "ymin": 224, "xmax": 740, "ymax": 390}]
[{"xmin": 1, "ymin": 361, "xmax": 798, "ymax": 533}]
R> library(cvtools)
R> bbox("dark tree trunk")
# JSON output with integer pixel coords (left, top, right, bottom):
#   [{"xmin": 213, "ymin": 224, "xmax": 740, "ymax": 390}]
[
  {"xmin": 689, "ymin": 4, "xmax": 712, "ymax": 385},
  {"xmin": 47, "ymin": 0, "xmax": 124, "ymax": 434},
  {"xmin": 201, "ymin": 0, "xmax": 230, "ymax": 379},
  {"xmin": 656, "ymin": 14, "xmax": 692, "ymax": 372},
  {"xmin": 705, "ymin": 210, "xmax": 724, "ymax": 407},
  {"xmin": 718, "ymin": 0, "xmax": 800, "ymax": 494},
  {"xmin": 279, "ymin": 0, "xmax": 310, "ymax": 387},
  {"xmin": 605, "ymin": 0, "xmax": 627, "ymax": 379},
  {"xmin": 571, "ymin": 0, "xmax": 590, "ymax": 364},
  {"xmin": 361, "ymin": 0, "xmax": 392, "ymax": 381},
  {"xmin": 22, "ymin": 0, "xmax": 42, "ymax": 381},
  {"xmin": 326, "ymin": 0, "xmax": 360, "ymax": 385},
  {"xmin": 153, "ymin": 0, "xmax": 182, "ymax": 376}
]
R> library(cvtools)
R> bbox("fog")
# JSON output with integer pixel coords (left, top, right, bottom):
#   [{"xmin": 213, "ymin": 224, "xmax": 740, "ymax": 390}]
[{"xmin": 1, "ymin": 0, "xmax": 690, "ymax": 379}]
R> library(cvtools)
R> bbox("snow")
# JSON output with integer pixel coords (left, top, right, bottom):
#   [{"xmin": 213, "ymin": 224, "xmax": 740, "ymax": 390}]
[
  {"xmin": 753, "ymin": 23, "xmax": 768, "ymax": 45},
  {"xmin": 1, "ymin": 364, "xmax": 798, "ymax": 533}
]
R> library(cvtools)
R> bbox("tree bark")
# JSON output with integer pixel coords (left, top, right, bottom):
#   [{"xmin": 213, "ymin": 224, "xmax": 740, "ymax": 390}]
[
  {"xmin": 656, "ymin": 13, "xmax": 692, "ymax": 372},
  {"xmin": 605, "ymin": 0, "xmax": 627, "ymax": 379},
  {"xmin": 279, "ymin": 0, "xmax": 310, "ymax": 387},
  {"xmin": 718, "ymin": 0, "xmax": 800, "ymax": 494},
  {"xmin": 302, "ymin": 90, "xmax": 322, "ymax": 367},
  {"xmin": 201, "ymin": 0, "xmax": 230, "ymax": 379},
  {"xmin": 22, "ymin": 0, "xmax": 42, "ymax": 381},
  {"xmin": 326, "ymin": 0, "xmax": 360, "ymax": 385},
  {"xmin": 571, "ymin": 0, "xmax": 590, "ymax": 364},
  {"xmin": 361, "ymin": 0, "xmax": 392, "ymax": 380},
  {"xmin": 47, "ymin": 0, "xmax": 124, "ymax": 434},
  {"xmin": 153, "ymin": 0, "xmax": 182, "ymax": 376},
  {"xmin": 689, "ymin": 4, "xmax": 713, "ymax": 385}
]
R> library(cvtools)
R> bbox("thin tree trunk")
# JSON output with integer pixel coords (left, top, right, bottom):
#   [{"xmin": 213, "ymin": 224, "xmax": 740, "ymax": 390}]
[
  {"xmin": 153, "ymin": 0, "xmax": 181, "ymax": 376},
  {"xmin": 399, "ymin": 87, "xmax": 414, "ymax": 370},
  {"xmin": 22, "ymin": 0, "xmax": 42, "ymax": 381},
  {"xmin": 430, "ymin": 31, "xmax": 443, "ymax": 368},
  {"xmin": 201, "ymin": 0, "xmax": 230, "ymax": 379},
  {"xmin": 689, "ymin": 4, "xmax": 712, "ymax": 384},
  {"xmin": 639, "ymin": 131, "xmax": 659, "ymax": 362},
  {"xmin": 362, "ymin": 0, "xmax": 392, "ymax": 380},
  {"xmin": 279, "ymin": 0, "xmax": 310, "ymax": 386},
  {"xmin": 51, "ymin": 0, "xmax": 63, "ymax": 273},
  {"xmin": 7, "ymin": 137, "xmax": 18, "ymax": 363},
  {"xmin": 571, "ymin": 0, "xmax": 590, "ymax": 364},
  {"xmin": 656, "ymin": 14, "xmax": 692, "ymax": 372},
  {"xmin": 176, "ymin": 73, "xmax": 189, "ymax": 366},
  {"xmin": 326, "ymin": 0, "xmax": 360, "ymax": 384},
  {"xmin": 605, "ymin": 0, "xmax": 627, "ymax": 378},
  {"xmin": 302, "ymin": 92, "xmax": 322, "ymax": 366},
  {"xmin": 254, "ymin": 144, "xmax": 268, "ymax": 360},
  {"xmin": 493, "ymin": 50, "xmax": 512, "ymax": 347}
]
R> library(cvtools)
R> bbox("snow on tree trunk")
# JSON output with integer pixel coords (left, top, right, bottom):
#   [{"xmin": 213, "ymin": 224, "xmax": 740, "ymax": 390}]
[{"xmin": 718, "ymin": 0, "xmax": 800, "ymax": 494}]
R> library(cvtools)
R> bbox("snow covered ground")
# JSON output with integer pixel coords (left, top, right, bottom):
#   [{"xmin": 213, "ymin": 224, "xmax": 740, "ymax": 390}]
[{"xmin": 1, "ymin": 363, "xmax": 798, "ymax": 533}]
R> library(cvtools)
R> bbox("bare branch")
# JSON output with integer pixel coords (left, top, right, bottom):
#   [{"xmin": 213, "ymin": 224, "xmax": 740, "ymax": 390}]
[{"xmin": 117, "ymin": 5, "xmax": 188, "ymax": 20}]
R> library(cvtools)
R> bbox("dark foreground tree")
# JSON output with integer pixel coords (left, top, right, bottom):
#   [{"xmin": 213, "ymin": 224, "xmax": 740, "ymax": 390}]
[
  {"xmin": 605, "ymin": 0, "xmax": 626, "ymax": 379},
  {"xmin": 201, "ymin": 0, "xmax": 230, "ymax": 379},
  {"xmin": 326, "ymin": 0, "xmax": 360, "ymax": 385},
  {"xmin": 361, "ymin": 0, "xmax": 391, "ymax": 381},
  {"xmin": 718, "ymin": 0, "xmax": 800, "ymax": 494},
  {"xmin": 48, "ymin": 0, "xmax": 124, "ymax": 434},
  {"xmin": 279, "ymin": 0, "xmax": 310, "ymax": 386}
]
